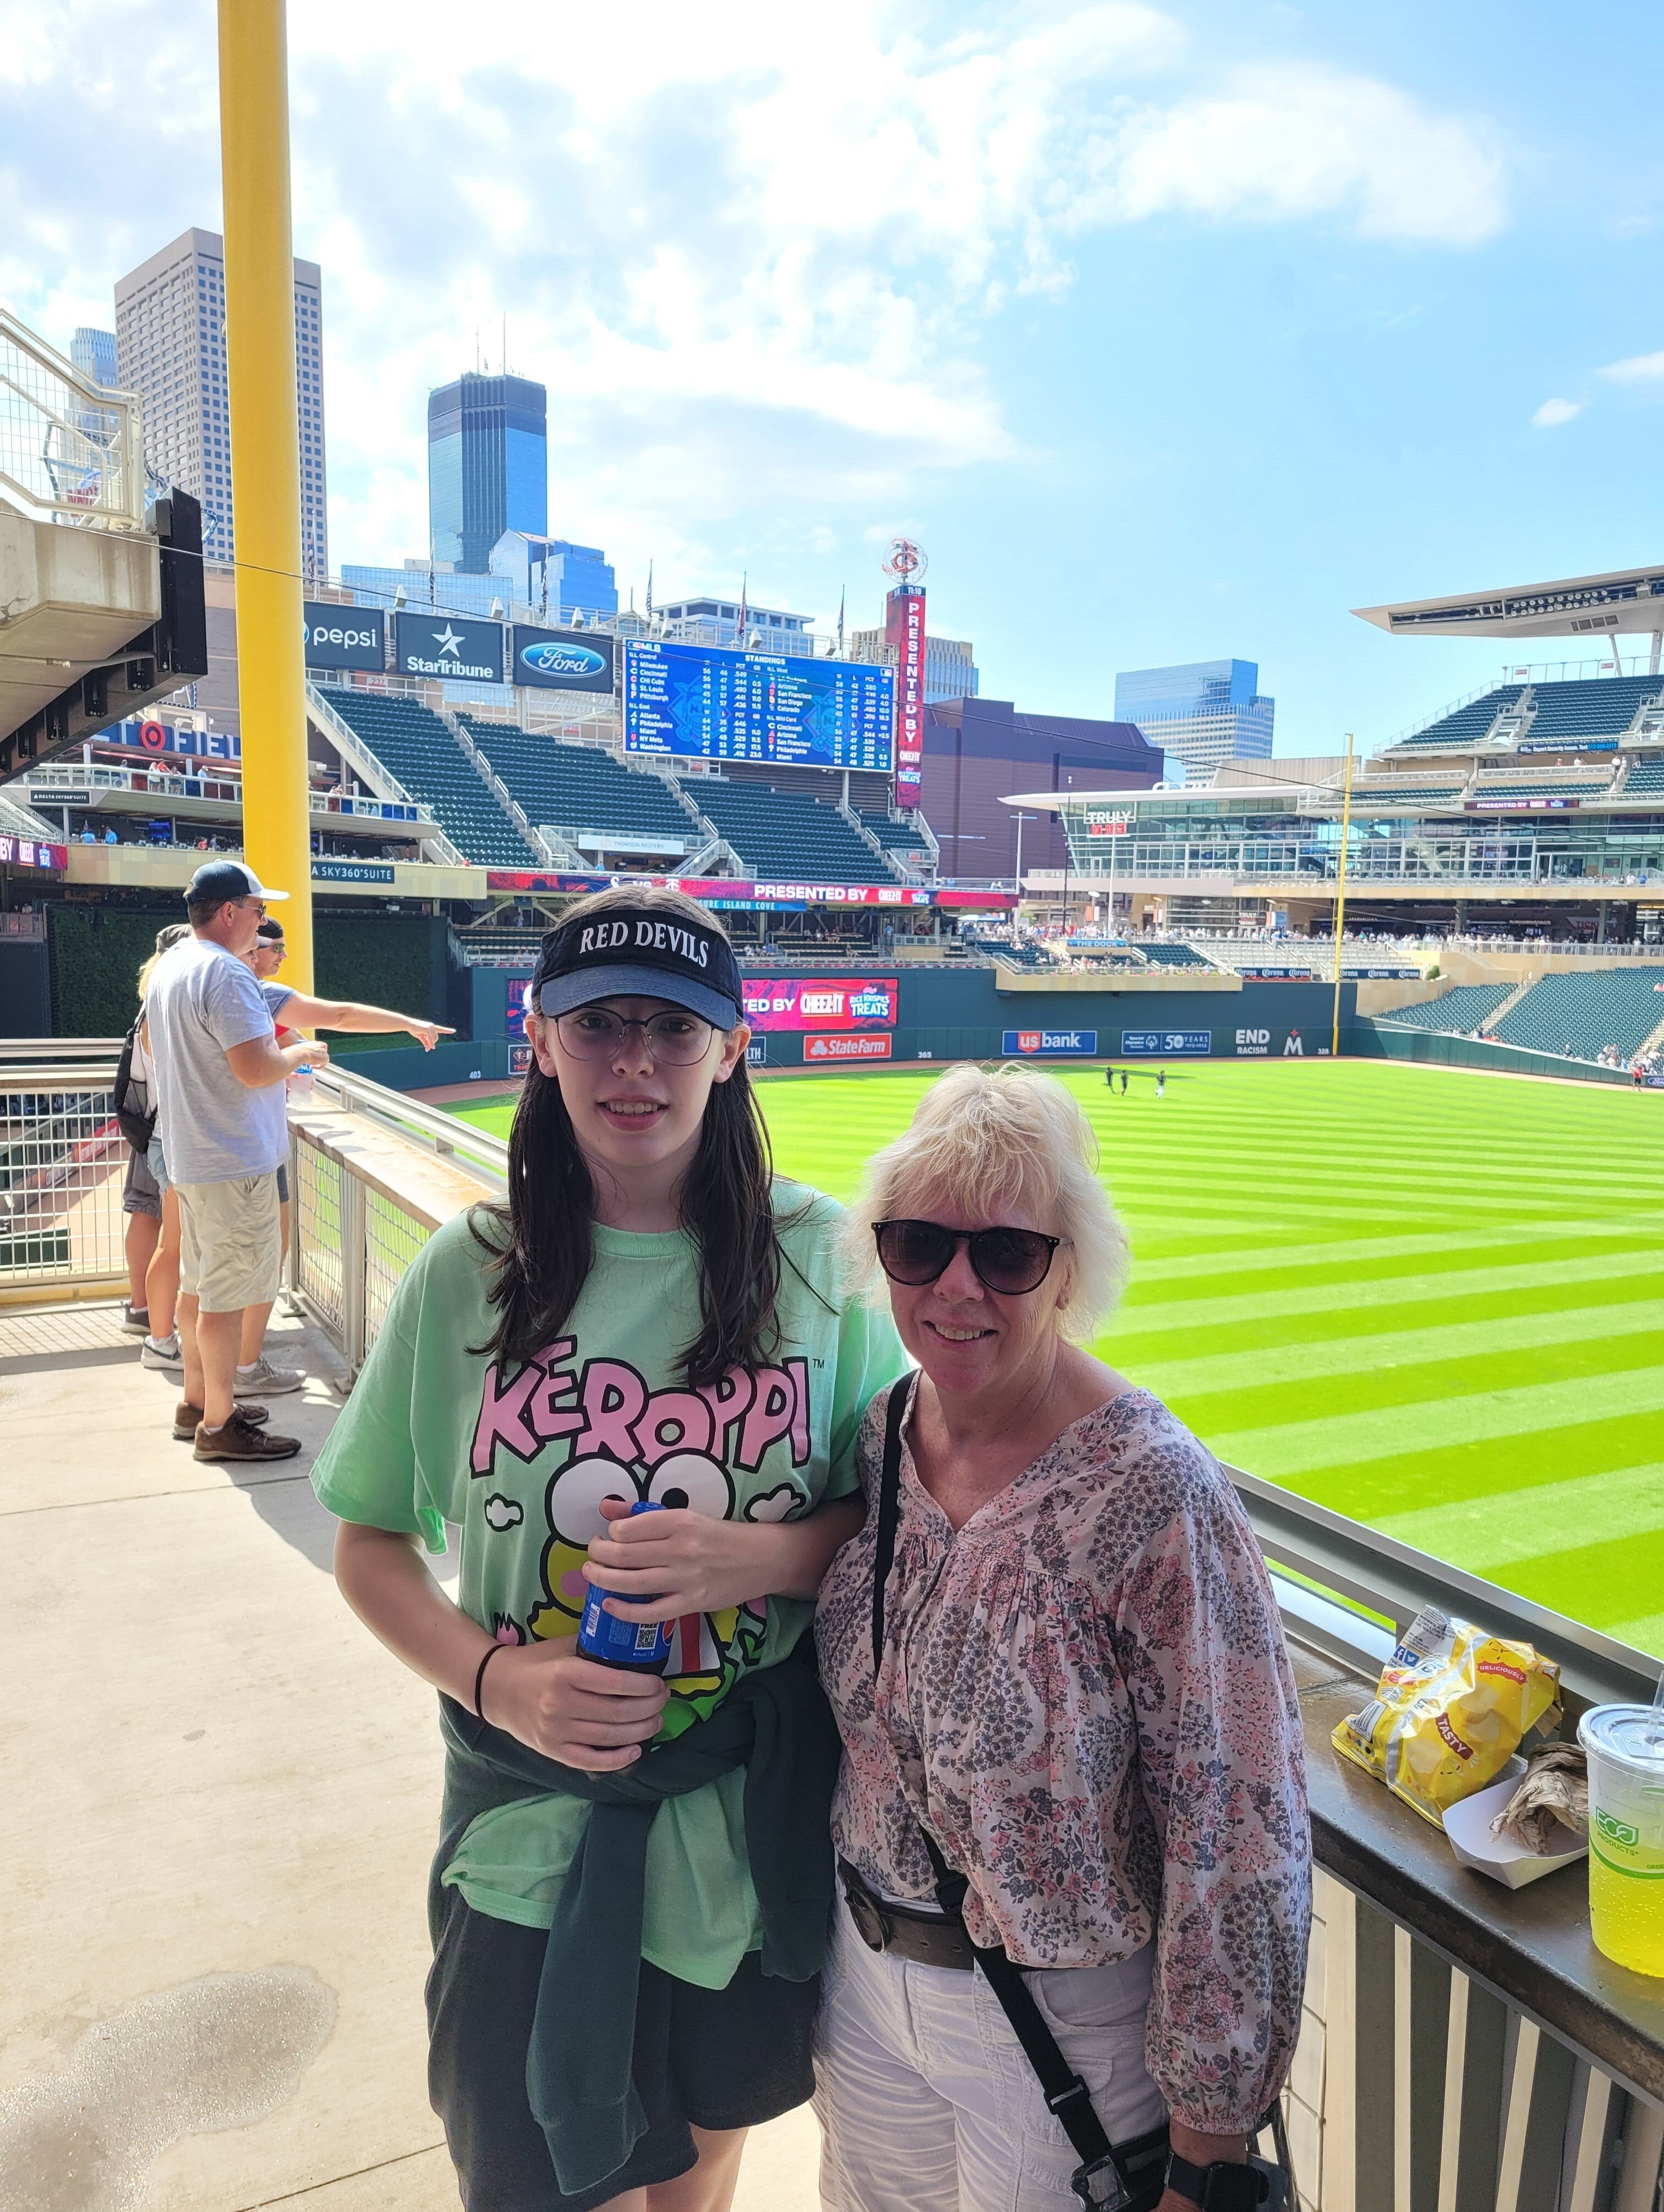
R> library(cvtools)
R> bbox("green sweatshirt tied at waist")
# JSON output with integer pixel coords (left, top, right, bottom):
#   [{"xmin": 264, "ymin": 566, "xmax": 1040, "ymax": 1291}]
[{"xmin": 433, "ymin": 1644, "xmax": 842, "ymax": 2199}]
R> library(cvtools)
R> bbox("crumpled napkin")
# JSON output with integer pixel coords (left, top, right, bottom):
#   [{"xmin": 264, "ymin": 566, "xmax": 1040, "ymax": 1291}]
[{"xmin": 1490, "ymin": 1743, "xmax": 1588, "ymax": 1852}]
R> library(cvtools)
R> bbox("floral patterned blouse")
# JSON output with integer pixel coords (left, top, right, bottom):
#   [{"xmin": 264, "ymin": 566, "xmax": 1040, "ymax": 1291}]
[{"xmin": 816, "ymin": 1382, "xmax": 1312, "ymax": 2135}]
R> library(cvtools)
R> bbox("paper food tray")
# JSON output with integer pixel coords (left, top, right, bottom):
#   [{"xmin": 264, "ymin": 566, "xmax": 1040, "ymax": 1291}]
[{"xmin": 1442, "ymin": 1770, "xmax": 1588, "ymax": 1889}]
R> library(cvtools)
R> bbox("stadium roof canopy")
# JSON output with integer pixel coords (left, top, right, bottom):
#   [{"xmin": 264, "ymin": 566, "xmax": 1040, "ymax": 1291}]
[{"xmin": 1353, "ymin": 563, "xmax": 1664, "ymax": 643}]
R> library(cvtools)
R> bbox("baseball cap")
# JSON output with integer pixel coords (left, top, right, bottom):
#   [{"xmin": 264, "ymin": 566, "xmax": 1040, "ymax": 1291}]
[
  {"xmin": 185, "ymin": 859, "xmax": 289, "ymax": 905},
  {"xmin": 256, "ymin": 916, "xmax": 286, "ymax": 942},
  {"xmin": 533, "ymin": 904, "xmax": 743, "ymax": 1030}
]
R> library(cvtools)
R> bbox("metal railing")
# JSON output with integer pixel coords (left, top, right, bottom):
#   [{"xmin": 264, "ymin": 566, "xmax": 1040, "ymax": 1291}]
[
  {"xmin": 0, "ymin": 309, "xmax": 147, "ymax": 533},
  {"xmin": 286, "ymin": 1064, "xmax": 507, "ymax": 1373},
  {"xmin": 1235, "ymin": 1472, "xmax": 1664, "ymax": 2212},
  {"xmin": 0, "ymin": 1041, "xmax": 128, "ymax": 1294}
]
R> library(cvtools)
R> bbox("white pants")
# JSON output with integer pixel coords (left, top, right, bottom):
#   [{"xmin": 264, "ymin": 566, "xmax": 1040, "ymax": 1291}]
[{"xmin": 814, "ymin": 1896, "xmax": 1166, "ymax": 2211}]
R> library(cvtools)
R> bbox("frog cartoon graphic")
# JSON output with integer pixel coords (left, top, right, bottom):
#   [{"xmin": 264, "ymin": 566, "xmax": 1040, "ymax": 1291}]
[
  {"xmin": 474, "ymin": 1345, "xmax": 814, "ymax": 1726},
  {"xmin": 526, "ymin": 1451, "xmax": 796, "ymax": 1721}
]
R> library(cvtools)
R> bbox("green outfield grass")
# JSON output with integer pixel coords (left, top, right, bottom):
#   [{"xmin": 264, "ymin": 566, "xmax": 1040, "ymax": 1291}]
[{"xmin": 447, "ymin": 1062, "xmax": 1664, "ymax": 1655}]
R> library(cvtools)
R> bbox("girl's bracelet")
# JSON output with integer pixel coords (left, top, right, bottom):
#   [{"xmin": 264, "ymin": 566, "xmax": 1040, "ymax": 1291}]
[{"xmin": 473, "ymin": 1639, "xmax": 510, "ymax": 1722}]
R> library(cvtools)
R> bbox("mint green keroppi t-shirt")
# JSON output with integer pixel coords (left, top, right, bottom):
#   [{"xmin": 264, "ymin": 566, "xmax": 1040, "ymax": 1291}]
[{"xmin": 311, "ymin": 1178, "xmax": 906, "ymax": 1989}]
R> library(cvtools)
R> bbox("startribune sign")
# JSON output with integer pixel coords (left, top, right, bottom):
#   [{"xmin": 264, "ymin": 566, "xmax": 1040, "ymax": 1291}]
[{"xmin": 391, "ymin": 612, "xmax": 505, "ymax": 684}]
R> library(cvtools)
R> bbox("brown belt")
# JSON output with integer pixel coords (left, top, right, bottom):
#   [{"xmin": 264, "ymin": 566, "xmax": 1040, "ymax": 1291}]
[{"xmin": 838, "ymin": 1857, "xmax": 977, "ymax": 1970}]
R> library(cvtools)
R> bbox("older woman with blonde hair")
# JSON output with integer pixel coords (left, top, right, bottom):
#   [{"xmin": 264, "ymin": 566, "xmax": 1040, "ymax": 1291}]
[{"xmin": 813, "ymin": 1065, "xmax": 1310, "ymax": 2212}]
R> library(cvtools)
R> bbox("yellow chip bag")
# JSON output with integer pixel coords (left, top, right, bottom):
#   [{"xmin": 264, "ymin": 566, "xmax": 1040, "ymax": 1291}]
[{"xmin": 1332, "ymin": 1604, "xmax": 1561, "ymax": 1828}]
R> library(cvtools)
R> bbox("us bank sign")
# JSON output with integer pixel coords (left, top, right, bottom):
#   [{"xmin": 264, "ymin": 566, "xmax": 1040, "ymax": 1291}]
[{"xmin": 391, "ymin": 612, "xmax": 505, "ymax": 684}]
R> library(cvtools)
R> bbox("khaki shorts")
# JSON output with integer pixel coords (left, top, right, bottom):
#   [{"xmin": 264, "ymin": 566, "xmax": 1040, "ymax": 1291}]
[{"xmin": 177, "ymin": 1172, "xmax": 282, "ymax": 1313}]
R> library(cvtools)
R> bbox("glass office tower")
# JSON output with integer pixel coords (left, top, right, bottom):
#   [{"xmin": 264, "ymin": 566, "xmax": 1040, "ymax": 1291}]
[
  {"xmin": 428, "ymin": 374, "xmax": 548, "ymax": 574},
  {"xmin": 1113, "ymin": 659, "xmax": 1274, "ymax": 781}
]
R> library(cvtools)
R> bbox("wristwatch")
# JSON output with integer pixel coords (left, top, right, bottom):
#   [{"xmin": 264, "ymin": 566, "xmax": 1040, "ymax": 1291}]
[{"xmin": 1165, "ymin": 2153, "xmax": 1269, "ymax": 2212}]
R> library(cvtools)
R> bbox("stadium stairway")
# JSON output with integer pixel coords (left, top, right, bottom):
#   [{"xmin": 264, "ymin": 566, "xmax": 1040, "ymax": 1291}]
[
  {"xmin": 685, "ymin": 780, "xmax": 896, "ymax": 882},
  {"xmin": 1397, "ymin": 685, "xmax": 1524, "ymax": 749},
  {"xmin": 321, "ymin": 689, "xmax": 540, "ymax": 866},
  {"xmin": 1490, "ymin": 968, "xmax": 1664, "ymax": 1059}
]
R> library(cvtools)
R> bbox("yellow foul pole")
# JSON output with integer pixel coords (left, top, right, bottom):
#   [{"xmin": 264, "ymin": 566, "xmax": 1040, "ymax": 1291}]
[
  {"xmin": 1330, "ymin": 731, "xmax": 1355, "ymax": 1059},
  {"xmin": 218, "ymin": 0, "xmax": 313, "ymax": 992}
]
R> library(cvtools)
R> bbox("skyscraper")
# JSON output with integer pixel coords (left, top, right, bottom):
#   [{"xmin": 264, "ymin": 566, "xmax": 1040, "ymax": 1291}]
[
  {"xmin": 70, "ymin": 328, "xmax": 117, "ymax": 389},
  {"xmin": 114, "ymin": 227, "xmax": 328, "ymax": 578},
  {"xmin": 1113, "ymin": 658, "xmax": 1274, "ymax": 781},
  {"xmin": 428, "ymin": 373, "xmax": 548, "ymax": 573}
]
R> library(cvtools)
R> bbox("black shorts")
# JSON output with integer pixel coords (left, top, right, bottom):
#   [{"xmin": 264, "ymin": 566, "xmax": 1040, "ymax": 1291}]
[{"xmin": 426, "ymin": 1886, "xmax": 819, "ymax": 2212}]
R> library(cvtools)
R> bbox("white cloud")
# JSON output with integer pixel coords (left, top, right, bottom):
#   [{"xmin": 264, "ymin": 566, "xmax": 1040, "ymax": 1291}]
[
  {"xmin": 1079, "ymin": 64, "xmax": 1507, "ymax": 247},
  {"xmin": 1532, "ymin": 397, "xmax": 1583, "ymax": 428},
  {"xmin": 1598, "ymin": 348, "xmax": 1664, "ymax": 384},
  {"xmin": 0, "ymin": 0, "xmax": 1511, "ymax": 593}
]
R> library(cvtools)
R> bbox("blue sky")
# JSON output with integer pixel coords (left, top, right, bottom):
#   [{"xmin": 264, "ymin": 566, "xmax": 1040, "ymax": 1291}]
[{"xmin": 5, "ymin": 0, "xmax": 1663, "ymax": 754}]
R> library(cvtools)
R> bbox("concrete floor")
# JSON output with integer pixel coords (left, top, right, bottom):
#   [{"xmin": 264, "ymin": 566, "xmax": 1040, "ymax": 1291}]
[{"xmin": 0, "ymin": 1300, "xmax": 820, "ymax": 2212}]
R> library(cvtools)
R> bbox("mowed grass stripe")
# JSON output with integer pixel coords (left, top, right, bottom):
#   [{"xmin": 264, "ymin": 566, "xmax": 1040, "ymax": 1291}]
[
  {"xmin": 1377, "ymin": 1463, "xmax": 1664, "ymax": 1572},
  {"xmin": 1132, "ymin": 1299, "xmax": 1664, "ymax": 1397},
  {"xmin": 1208, "ymin": 1365, "xmax": 1664, "ymax": 1483},
  {"xmin": 1107, "ymin": 1265, "xmax": 1664, "ymax": 1357}
]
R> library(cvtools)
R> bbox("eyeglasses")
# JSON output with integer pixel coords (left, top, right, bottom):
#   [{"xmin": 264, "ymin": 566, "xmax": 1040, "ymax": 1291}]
[
  {"xmin": 552, "ymin": 1007, "xmax": 718, "ymax": 1066},
  {"xmin": 872, "ymin": 1219, "xmax": 1066, "ymax": 1296}
]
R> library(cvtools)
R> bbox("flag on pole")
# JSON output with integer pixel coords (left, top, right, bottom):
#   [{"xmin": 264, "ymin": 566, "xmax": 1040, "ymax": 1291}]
[
  {"xmin": 736, "ymin": 573, "xmax": 748, "ymax": 644},
  {"xmin": 644, "ymin": 559, "xmax": 654, "ymax": 618},
  {"xmin": 837, "ymin": 585, "xmax": 845, "ymax": 654}
]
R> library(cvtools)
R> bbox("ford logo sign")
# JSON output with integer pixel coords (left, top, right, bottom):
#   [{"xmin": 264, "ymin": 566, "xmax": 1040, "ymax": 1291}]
[{"xmin": 522, "ymin": 641, "xmax": 607, "ymax": 679}]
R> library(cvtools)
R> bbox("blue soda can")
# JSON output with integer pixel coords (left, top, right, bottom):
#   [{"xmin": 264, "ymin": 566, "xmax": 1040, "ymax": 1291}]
[{"xmin": 576, "ymin": 1500, "xmax": 674, "ymax": 1673}]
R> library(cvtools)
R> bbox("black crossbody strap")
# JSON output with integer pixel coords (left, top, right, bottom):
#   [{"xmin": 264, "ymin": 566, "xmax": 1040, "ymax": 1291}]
[
  {"xmin": 869, "ymin": 1378, "xmax": 1164, "ymax": 2209},
  {"xmin": 870, "ymin": 1371, "xmax": 916, "ymax": 1678}
]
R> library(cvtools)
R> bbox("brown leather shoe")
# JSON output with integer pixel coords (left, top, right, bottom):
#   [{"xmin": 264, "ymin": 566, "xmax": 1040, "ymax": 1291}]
[
  {"xmin": 193, "ymin": 1410, "xmax": 300, "ymax": 1462},
  {"xmin": 174, "ymin": 1399, "xmax": 269, "ymax": 1440}
]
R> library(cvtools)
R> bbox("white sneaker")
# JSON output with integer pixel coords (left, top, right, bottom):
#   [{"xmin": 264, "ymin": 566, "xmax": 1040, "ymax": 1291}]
[
  {"xmin": 234, "ymin": 1355, "xmax": 303, "ymax": 1396},
  {"xmin": 141, "ymin": 1333, "xmax": 184, "ymax": 1370}
]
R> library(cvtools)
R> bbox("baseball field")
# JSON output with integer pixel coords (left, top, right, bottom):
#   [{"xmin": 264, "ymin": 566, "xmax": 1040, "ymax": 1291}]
[{"xmin": 447, "ymin": 1061, "xmax": 1664, "ymax": 1656}]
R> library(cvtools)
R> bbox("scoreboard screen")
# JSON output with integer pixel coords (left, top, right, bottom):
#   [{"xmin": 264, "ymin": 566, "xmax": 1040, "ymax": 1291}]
[{"xmin": 622, "ymin": 640, "xmax": 894, "ymax": 772}]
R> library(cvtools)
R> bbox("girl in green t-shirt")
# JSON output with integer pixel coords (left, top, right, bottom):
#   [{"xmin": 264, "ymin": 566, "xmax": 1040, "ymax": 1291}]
[{"xmin": 314, "ymin": 887, "xmax": 904, "ymax": 2212}]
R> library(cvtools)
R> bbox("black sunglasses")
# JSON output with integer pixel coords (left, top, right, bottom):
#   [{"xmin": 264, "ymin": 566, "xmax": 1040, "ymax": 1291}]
[{"xmin": 873, "ymin": 1219, "xmax": 1066, "ymax": 1296}]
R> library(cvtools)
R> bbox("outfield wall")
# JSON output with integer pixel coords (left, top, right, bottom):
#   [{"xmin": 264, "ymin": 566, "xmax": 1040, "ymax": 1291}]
[
  {"xmin": 336, "ymin": 971, "xmax": 1354, "ymax": 1088},
  {"xmin": 1349, "ymin": 1017, "xmax": 1646, "ymax": 1088}
]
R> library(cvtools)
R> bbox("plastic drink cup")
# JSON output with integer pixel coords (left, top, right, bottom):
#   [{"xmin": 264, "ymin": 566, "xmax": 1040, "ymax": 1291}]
[
  {"xmin": 576, "ymin": 1500, "xmax": 673, "ymax": 1675},
  {"xmin": 1578, "ymin": 1702, "xmax": 1664, "ymax": 1977}
]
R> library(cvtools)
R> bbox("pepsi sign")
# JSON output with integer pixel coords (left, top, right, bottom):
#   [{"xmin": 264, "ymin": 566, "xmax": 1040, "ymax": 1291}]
[
  {"xmin": 303, "ymin": 602, "xmax": 385, "ymax": 672},
  {"xmin": 512, "ymin": 625, "xmax": 616, "ymax": 695}
]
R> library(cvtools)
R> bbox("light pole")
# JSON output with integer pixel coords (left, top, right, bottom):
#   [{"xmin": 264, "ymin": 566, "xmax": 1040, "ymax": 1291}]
[{"xmin": 1011, "ymin": 811, "xmax": 1038, "ymax": 914}]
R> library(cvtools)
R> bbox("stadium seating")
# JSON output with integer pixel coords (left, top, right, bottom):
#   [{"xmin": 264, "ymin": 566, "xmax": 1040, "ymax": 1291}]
[
  {"xmin": 1376, "ymin": 984, "xmax": 1517, "ymax": 1034},
  {"xmin": 689, "ymin": 780, "xmax": 891, "ymax": 882},
  {"xmin": 324, "ymin": 690, "xmax": 538, "ymax": 866},
  {"xmin": 1140, "ymin": 942, "xmax": 1218, "ymax": 969},
  {"xmin": 1520, "ymin": 676, "xmax": 1662, "ymax": 743},
  {"xmin": 1398, "ymin": 686, "xmax": 1522, "ymax": 749},
  {"xmin": 458, "ymin": 717, "xmax": 692, "ymax": 845},
  {"xmin": 1350, "ymin": 784, "xmax": 1469, "ymax": 806},
  {"xmin": 1623, "ymin": 755, "xmax": 1664, "ymax": 794},
  {"xmin": 860, "ymin": 811, "xmax": 931, "ymax": 853},
  {"xmin": 1491, "ymin": 969, "xmax": 1664, "ymax": 1058}
]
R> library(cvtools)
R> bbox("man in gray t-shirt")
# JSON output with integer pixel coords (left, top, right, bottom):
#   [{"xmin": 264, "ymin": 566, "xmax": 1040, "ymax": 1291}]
[{"xmin": 145, "ymin": 861, "xmax": 326, "ymax": 1463}]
